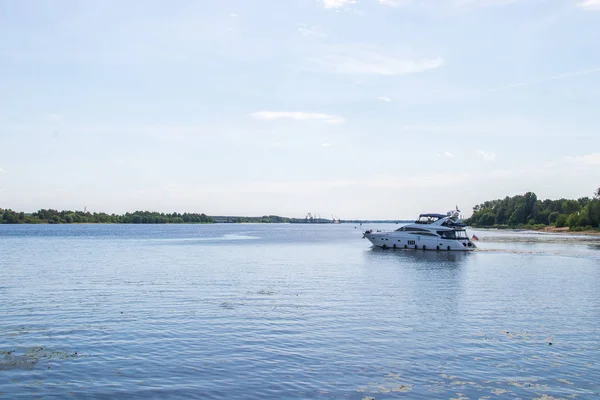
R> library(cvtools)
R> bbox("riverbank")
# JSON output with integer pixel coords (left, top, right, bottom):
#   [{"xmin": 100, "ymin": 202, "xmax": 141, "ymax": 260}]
[
  {"xmin": 537, "ymin": 226, "xmax": 600, "ymax": 235},
  {"xmin": 472, "ymin": 225, "xmax": 600, "ymax": 236}
]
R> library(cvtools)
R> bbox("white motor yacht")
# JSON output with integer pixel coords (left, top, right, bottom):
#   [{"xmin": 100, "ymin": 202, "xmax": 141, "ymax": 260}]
[{"xmin": 363, "ymin": 209, "xmax": 477, "ymax": 251}]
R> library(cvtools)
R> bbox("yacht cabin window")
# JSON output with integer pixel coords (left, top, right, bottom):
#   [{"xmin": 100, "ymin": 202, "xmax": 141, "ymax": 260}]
[{"xmin": 437, "ymin": 230, "xmax": 468, "ymax": 239}]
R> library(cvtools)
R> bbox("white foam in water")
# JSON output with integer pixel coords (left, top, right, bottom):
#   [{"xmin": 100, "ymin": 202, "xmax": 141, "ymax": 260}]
[
  {"xmin": 189, "ymin": 234, "xmax": 260, "ymax": 241},
  {"xmin": 221, "ymin": 234, "xmax": 260, "ymax": 240},
  {"xmin": 147, "ymin": 234, "xmax": 260, "ymax": 242}
]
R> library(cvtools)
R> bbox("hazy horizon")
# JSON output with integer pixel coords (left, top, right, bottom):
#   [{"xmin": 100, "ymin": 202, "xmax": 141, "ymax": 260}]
[{"xmin": 1, "ymin": 0, "xmax": 599, "ymax": 220}]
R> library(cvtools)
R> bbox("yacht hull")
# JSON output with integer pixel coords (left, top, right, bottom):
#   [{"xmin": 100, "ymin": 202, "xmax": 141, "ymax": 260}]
[{"xmin": 364, "ymin": 232, "xmax": 476, "ymax": 251}]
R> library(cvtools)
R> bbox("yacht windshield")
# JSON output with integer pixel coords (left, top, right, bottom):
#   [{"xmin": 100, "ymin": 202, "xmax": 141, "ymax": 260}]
[{"xmin": 415, "ymin": 216, "xmax": 440, "ymax": 224}]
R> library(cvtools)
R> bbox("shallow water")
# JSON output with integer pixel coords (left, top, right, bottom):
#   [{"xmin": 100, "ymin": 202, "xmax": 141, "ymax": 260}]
[{"xmin": 1, "ymin": 224, "xmax": 599, "ymax": 399}]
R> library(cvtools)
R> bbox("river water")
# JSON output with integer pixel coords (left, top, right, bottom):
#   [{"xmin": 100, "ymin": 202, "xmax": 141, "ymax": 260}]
[{"xmin": 1, "ymin": 224, "xmax": 599, "ymax": 399}]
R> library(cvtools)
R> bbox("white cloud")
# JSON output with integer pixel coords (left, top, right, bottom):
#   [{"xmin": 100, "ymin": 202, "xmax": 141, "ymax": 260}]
[
  {"xmin": 299, "ymin": 26, "xmax": 326, "ymax": 38},
  {"xmin": 322, "ymin": 0, "xmax": 356, "ymax": 8},
  {"xmin": 378, "ymin": 0, "xmax": 412, "ymax": 6},
  {"xmin": 0, "ymin": 167, "xmax": 6, "ymax": 173},
  {"xmin": 202, "ymin": 179, "xmax": 359, "ymax": 196},
  {"xmin": 490, "ymin": 67, "xmax": 600, "ymax": 92},
  {"xmin": 313, "ymin": 46, "xmax": 443, "ymax": 75},
  {"xmin": 453, "ymin": 0, "xmax": 528, "ymax": 7},
  {"xmin": 250, "ymin": 111, "xmax": 345, "ymax": 124},
  {"xmin": 563, "ymin": 153, "xmax": 600, "ymax": 166},
  {"xmin": 321, "ymin": 143, "xmax": 332, "ymax": 147},
  {"xmin": 377, "ymin": 96, "xmax": 392, "ymax": 102},
  {"xmin": 230, "ymin": 13, "xmax": 239, "ymax": 17},
  {"xmin": 443, "ymin": 152, "xmax": 454, "ymax": 158},
  {"xmin": 578, "ymin": 0, "xmax": 600, "ymax": 10},
  {"xmin": 402, "ymin": 124, "xmax": 451, "ymax": 133},
  {"xmin": 200, "ymin": 174, "xmax": 472, "ymax": 195},
  {"xmin": 379, "ymin": 0, "xmax": 527, "ymax": 9},
  {"xmin": 47, "ymin": 113, "xmax": 62, "ymax": 123},
  {"xmin": 477, "ymin": 150, "xmax": 496, "ymax": 162},
  {"xmin": 367, "ymin": 172, "xmax": 473, "ymax": 189},
  {"xmin": 400, "ymin": 124, "xmax": 488, "ymax": 135}
]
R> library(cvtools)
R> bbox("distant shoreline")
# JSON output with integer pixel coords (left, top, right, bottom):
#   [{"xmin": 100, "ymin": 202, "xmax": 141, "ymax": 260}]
[
  {"xmin": 0, "ymin": 208, "xmax": 414, "ymax": 225},
  {"xmin": 0, "ymin": 220, "xmax": 415, "ymax": 226}
]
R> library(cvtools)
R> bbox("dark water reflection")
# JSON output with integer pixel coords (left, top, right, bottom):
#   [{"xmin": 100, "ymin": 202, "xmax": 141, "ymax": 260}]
[
  {"xmin": 1, "ymin": 224, "xmax": 599, "ymax": 399},
  {"xmin": 367, "ymin": 246, "xmax": 471, "ymax": 264},
  {"xmin": 588, "ymin": 243, "xmax": 600, "ymax": 251}
]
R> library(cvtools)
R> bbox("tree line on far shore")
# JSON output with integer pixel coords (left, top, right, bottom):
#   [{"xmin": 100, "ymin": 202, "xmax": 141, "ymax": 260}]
[
  {"xmin": 0, "ymin": 209, "xmax": 214, "ymax": 224},
  {"xmin": 0, "ymin": 209, "xmax": 334, "ymax": 225},
  {"xmin": 465, "ymin": 187, "xmax": 600, "ymax": 231}
]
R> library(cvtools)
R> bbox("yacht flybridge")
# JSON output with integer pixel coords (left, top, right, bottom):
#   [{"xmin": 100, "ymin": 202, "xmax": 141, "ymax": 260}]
[{"xmin": 363, "ymin": 209, "xmax": 476, "ymax": 251}]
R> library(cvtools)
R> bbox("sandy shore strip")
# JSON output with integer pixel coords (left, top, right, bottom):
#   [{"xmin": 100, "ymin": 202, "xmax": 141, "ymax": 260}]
[
  {"xmin": 473, "ymin": 226, "xmax": 600, "ymax": 237},
  {"xmin": 537, "ymin": 226, "xmax": 600, "ymax": 236}
]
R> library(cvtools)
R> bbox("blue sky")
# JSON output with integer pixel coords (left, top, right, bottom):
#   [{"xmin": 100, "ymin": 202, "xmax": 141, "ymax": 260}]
[{"xmin": 1, "ymin": 0, "xmax": 599, "ymax": 219}]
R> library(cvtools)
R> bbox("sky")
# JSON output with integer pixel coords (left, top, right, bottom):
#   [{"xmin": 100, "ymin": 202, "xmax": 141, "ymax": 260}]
[{"xmin": 1, "ymin": 0, "xmax": 599, "ymax": 219}]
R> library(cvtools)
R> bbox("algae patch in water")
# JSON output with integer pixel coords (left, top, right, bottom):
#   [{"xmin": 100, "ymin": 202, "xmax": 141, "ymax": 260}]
[
  {"xmin": 450, "ymin": 394, "xmax": 469, "ymax": 400},
  {"xmin": 557, "ymin": 379, "xmax": 573, "ymax": 385},
  {"xmin": 0, "ymin": 347, "xmax": 79, "ymax": 371},
  {"xmin": 219, "ymin": 302, "xmax": 245, "ymax": 310},
  {"xmin": 356, "ymin": 372, "xmax": 413, "ymax": 395},
  {"xmin": 219, "ymin": 302, "xmax": 236, "ymax": 310},
  {"xmin": 256, "ymin": 289, "xmax": 276, "ymax": 296}
]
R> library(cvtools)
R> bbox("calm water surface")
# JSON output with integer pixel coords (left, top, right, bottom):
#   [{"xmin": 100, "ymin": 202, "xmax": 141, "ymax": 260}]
[{"xmin": 1, "ymin": 224, "xmax": 599, "ymax": 399}]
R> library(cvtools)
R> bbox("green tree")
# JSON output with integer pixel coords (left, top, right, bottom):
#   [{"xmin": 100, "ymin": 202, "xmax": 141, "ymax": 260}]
[
  {"xmin": 577, "ymin": 208, "xmax": 591, "ymax": 227},
  {"xmin": 2, "ymin": 210, "xmax": 19, "ymax": 224},
  {"xmin": 524, "ymin": 192, "xmax": 537, "ymax": 220},
  {"xmin": 562, "ymin": 200, "xmax": 581, "ymax": 215},
  {"xmin": 509, "ymin": 204, "xmax": 527, "ymax": 225},
  {"xmin": 479, "ymin": 213, "xmax": 495, "ymax": 226},
  {"xmin": 566, "ymin": 213, "xmax": 579, "ymax": 228},
  {"xmin": 589, "ymin": 201, "xmax": 600, "ymax": 228},
  {"xmin": 556, "ymin": 214, "xmax": 568, "ymax": 228},
  {"xmin": 578, "ymin": 197, "xmax": 591, "ymax": 208},
  {"xmin": 535, "ymin": 209, "xmax": 550, "ymax": 225}
]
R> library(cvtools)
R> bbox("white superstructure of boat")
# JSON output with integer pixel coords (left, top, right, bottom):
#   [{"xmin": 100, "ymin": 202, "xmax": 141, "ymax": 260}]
[{"xmin": 363, "ymin": 209, "xmax": 476, "ymax": 251}]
